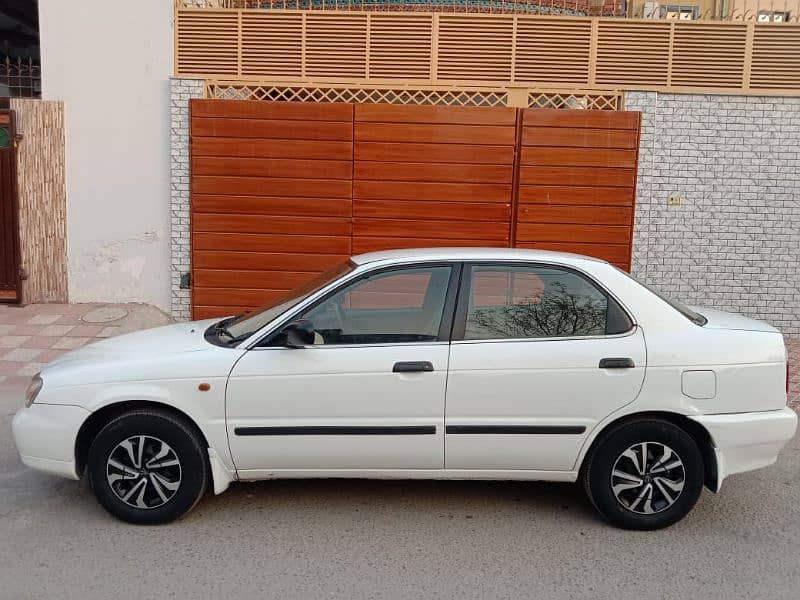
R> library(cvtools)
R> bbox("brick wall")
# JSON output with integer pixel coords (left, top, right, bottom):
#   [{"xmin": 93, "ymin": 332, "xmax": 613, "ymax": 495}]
[
  {"xmin": 627, "ymin": 92, "xmax": 800, "ymax": 336},
  {"xmin": 170, "ymin": 78, "xmax": 204, "ymax": 320}
]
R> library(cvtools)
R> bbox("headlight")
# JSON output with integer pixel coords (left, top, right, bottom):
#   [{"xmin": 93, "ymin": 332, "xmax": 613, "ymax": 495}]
[{"xmin": 24, "ymin": 374, "xmax": 43, "ymax": 407}]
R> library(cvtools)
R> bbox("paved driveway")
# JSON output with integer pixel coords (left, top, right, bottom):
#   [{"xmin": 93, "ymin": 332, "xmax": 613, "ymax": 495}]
[{"xmin": 0, "ymin": 305, "xmax": 798, "ymax": 599}]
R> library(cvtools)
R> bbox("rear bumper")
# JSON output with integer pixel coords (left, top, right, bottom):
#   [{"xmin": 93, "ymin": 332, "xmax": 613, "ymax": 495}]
[
  {"xmin": 11, "ymin": 403, "xmax": 90, "ymax": 480},
  {"xmin": 690, "ymin": 407, "xmax": 798, "ymax": 489}
]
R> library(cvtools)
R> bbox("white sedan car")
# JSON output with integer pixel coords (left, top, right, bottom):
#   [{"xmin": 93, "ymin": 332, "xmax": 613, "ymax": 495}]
[{"xmin": 12, "ymin": 248, "xmax": 797, "ymax": 529}]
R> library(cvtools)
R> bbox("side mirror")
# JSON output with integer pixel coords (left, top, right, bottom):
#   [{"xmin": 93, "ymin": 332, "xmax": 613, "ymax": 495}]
[{"xmin": 282, "ymin": 319, "xmax": 315, "ymax": 348}]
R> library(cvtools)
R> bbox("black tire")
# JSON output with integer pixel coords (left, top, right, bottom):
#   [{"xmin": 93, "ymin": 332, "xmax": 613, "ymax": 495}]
[
  {"xmin": 87, "ymin": 409, "xmax": 208, "ymax": 525},
  {"xmin": 581, "ymin": 419, "xmax": 703, "ymax": 530}
]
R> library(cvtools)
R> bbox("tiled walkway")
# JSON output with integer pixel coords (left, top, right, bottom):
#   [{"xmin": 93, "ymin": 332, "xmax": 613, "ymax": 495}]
[{"xmin": 0, "ymin": 303, "xmax": 172, "ymax": 389}]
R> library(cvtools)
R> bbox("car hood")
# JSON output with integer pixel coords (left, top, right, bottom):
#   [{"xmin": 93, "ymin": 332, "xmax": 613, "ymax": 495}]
[
  {"xmin": 40, "ymin": 319, "xmax": 241, "ymax": 388},
  {"xmin": 694, "ymin": 307, "xmax": 779, "ymax": 333}
]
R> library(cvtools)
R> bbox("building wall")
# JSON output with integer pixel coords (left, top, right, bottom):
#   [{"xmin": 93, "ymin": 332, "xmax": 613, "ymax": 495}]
[
  {"xmin": 170, "ymin": 78, "xmax": 204, "ymax": 321},
  {"xmin": 38, "ymin": 0, "xmax": 173, "ymax": 311},
  {"xmin": 9, "ymin": 98, "xmax": 67, "ymax": 304},
  {"xmin": 627, "ymin": 91, "xmax": 800, "ymax": 335}
]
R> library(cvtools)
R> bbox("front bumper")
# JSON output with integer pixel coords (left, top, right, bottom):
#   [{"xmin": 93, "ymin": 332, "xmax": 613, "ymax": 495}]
[
  {"xmin": 11, "ymin": 403, "xmax": 90, "ymax": 480},
  {"xmin": 690, "ymin": 407, "xmax": 798, "ymax": 489}
]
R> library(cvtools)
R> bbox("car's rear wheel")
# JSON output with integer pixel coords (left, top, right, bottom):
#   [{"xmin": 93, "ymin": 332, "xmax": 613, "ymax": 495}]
[
  {"xmin": 87, "ymin": 409, "xmax": 208, "ymax": 524},
  {"xmin": 582, "ymin": 419, "xmax": 704, "ymax": 530}
]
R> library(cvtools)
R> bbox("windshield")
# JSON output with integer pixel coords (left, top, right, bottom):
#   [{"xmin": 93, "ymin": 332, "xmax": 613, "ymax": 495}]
[
  {"xmin": 615, "ymin": 268, "xmax": 707, "ymax": 326},
  {"xmin": 217, "ymin": 260, "xmax": 356, "ymax": 342}
]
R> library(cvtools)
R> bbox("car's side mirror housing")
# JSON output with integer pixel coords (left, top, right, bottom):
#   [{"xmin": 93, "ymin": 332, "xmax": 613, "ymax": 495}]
[{"xmin": 282, "ymin": 319, "xmax": 315, "ymax": 348}]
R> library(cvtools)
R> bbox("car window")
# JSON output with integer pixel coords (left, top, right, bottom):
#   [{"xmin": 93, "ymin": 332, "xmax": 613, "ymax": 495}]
[
  {"xmin": 300, "ymin": 266, "xmax": 453, "ymax": 345},
  {"xmin": 464, "ymin": 265, "xmax": 629, "ymax": 340}
]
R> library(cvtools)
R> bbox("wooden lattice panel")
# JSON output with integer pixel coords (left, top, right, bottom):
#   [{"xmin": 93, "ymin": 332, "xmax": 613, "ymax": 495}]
[
  {"xmin": 437, "ymin": 15, "xmax": 514, "ymax": 82},
  {"xmin": 241, "ymin": 12, "xmax": 302, "ymax": 77},
  {"xmin": 671, "ymin": 22, "xmax": 747, "ymax": 89},
  {"xmin": 305, "ymin": 13, "xmax": 368, "ymax": 78},
  {"xmin": 369, "ymin": 14, "xmax": 433, "ymax": 79},
  {"xmin": 595, "ymin": 21, "xmax": 671, "ymax": 87},
  {"xmin": 176, "ymin": 10, "xmax": 238, "ymax": 75},
  {"xmin": 515, "ymin": 17, "xmax": 592, "ymax": 85},
  {"xmin": 750, "ymin": 24, "xmax": 800, "ymax": 90}
]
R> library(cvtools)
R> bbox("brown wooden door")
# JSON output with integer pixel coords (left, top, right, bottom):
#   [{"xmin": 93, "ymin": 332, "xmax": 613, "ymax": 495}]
[
  {"xmin": 353, "ymin": 104, "xmax": 516, "ymax": 252},
  {"xmin": 188, "ymin": 100, "xmax": 641, "ymax": 319},
  {"xmin": 514, "ymin": 108, "xmax": 640, "ymax": 270},
  {"xmin": 0, "ymin": 111, "xmax": 20, "ymax": 303},
  {"xmin": 190, "ymin": 99, "xmax": 353, "ymax": 320}
]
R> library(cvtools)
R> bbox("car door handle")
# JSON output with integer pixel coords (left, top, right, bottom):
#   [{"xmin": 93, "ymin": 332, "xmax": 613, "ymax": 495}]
[
  {"xmin": 393, "ymin": 361, "xmax": 434, "ymax": 373},
  {"xmin": 599, "ymin": 357, "xmax": 635, "ymax": 369}
]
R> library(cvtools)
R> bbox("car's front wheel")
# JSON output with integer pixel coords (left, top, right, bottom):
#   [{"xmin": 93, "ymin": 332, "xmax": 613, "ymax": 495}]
[
  {"xmin": 87, "ymin": 409, "xmax": 208, "ymax": 524},
  {"xmin": 582, "ymin": 418, "xmax": 704, "ymax": 530}
]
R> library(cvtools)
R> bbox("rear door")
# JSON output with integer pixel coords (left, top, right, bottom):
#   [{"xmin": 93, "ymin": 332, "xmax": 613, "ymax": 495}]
[{"xmin": 445, "ymin": 262, "xmax": 646, "ymax": 472}]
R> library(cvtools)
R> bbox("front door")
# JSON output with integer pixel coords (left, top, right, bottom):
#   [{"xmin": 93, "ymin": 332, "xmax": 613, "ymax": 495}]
[
  {"xmin": 226, "ymin": 263, "xmax": 458, "ymax": 477},
  {"xmin": 445, "ymin": 262, "xmax": 646, "ymax": 472}
]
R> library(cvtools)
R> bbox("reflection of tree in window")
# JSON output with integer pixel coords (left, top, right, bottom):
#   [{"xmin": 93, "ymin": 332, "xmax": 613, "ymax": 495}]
[{"xmin": 466, "ymin": 273, "xmax": 608, "ymax": 340}]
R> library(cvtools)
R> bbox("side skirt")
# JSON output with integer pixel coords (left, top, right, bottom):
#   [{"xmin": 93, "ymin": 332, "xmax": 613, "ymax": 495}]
[{"xmin": 235, "ymin": 469, "xmax": 579, "ymax": 483}]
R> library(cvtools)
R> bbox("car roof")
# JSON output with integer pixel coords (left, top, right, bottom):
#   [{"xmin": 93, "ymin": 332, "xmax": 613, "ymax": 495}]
[{"xmin": 351, "ymin": 247, "xmax": 607, "ymax": 266}]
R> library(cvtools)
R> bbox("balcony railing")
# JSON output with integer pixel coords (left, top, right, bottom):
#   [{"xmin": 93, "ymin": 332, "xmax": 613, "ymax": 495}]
[{"xmin": 177, "ymin": 0, "xmax": 800, "ymax": 21}]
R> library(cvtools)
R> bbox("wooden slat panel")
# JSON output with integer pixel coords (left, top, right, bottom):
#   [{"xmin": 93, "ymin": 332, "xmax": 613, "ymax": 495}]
[
  {"xmin": 176, "ymin": 11, "xmax": 238, "ymax": 75},
  {"xmin": 671, "ymin": 23, "xmax": 747, "ymax": 89},
  {"xmin": 516, "ymin": 223, "xmax": 631, "ymax": 244},
  {"xmin": 355, "ymin": 162, "xmax": 511, "ymax": 184},
  {"xmin": 355, "ymin": 104, "xmax": 515, "ymax": 126},
  {"xmin": 353, "ymin": 237, "xmax": 509, "ymax": 254},
  {"xmin": 596, "ymin": 21, "xmax": 671, "ymax": 87},
  {"xmin": 193, "ymin": 251, "xmax": 348, "ymax": 272},
  {"xmin": 191, "ymin": 99, "xmax": 353, "ymax": 121},
  {"xmin": 193, "ymin": 233, "xmax": 350, "ymax": 254},
  {"xmin": 521, "ymin": 147, "xmax": 637, "ymax": 168},
  {"xmin": 369, "ymin": 14, "xmax": 432, "ymax": 79},
  {"xmin": 355, "ymin": 142, "xmax": 513, "ymax": 164},
  {"xmin": 192, "ymin": 138, "xmax": 353, "ymax": 160},
  {"xmin": 521, "ymin": 126, "xmax": 638, "ymax": 149},
  {"xmin": 519, "ymin": 166, "xmax": 636, "ymax": 187},
  {"xmin": 522, "ymin": 108, "xmax": 639, "ymax": 130},
  {"xmin": 192, "ymin": 214, "xmax": 351, "ymax": 236},
  {"xmin": 518, "ymin": 205, "xmax": 632, "ymax": 226},
  {"xmin": 190, "ymin": 100, "xmax": 353, "ymax": 317},
  {"xmin": 192, "ymin": 118, "xmax": 353, "ymax": 141},
  {"xmin": 193, "ymin": 288, "xmax": 288, "ymax": 308},
  {"xmin": 192, "ymin": 157, "xmax": 353, "ymax": 179},
  {"xmin": 195, "ymin": 269, "xmax": 316, "ymax": 290},
  {"xmin": 193, "ymin": 195, "xmax": 351, "ymax": 218},
  {"xmin": 241, "ymin": 13, "xmax": 302, "ymax": 78},
  {"xmin": 354, "ymin": 199, "xmax": 510, "ymax": 222},
  {"xmin": 515, "ymin": 17, "xmax": 591, "ymax": 85},
  {"xmin": 751, "ymin": 25, "xmax": 800, "ymax": 90},
  {"xmin": 437, "ymin": 15, "xmax": 514, "ymax": 81},
  {"xmin": 355, "ymin": 180, "xmax": 511, "ymax": 203},
  {"xmin": 193, "ymin": 176, "xmax": 351, "ymax": 198},
  {"xmin": 305, "ymin": 13, "xmax": 367, "ymax": 78},
  {"xmin": 354, "ymin": 218, "xmax": 509, "ymax": 242},
  {"xmin": 356, "ymin": 123, "xmax": 515, "ymax": 145},
  {"xmin": 519, "ymin": 186, "xmax": 635, "ymax": 205}
]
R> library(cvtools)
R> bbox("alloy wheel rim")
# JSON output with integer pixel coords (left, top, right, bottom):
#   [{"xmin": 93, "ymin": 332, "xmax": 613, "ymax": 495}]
[
  {"xmin": 610, "ymin": 442, "xmax": 685, "ymax": 515},
  {"xmin": 106, "ymin": 435, "xmax": 182, "ymax": 510}
]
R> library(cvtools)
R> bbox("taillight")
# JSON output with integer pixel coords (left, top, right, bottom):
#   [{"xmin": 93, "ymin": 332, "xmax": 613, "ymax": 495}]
[{"xmin": 788, "ymin": 361, "xmax": 791, "ymax": 397}]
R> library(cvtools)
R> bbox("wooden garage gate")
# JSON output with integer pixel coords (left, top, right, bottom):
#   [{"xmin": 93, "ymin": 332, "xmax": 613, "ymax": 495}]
[{"xmin": 190, "ymin": 99, "xmax": 639, "ymax": 319}]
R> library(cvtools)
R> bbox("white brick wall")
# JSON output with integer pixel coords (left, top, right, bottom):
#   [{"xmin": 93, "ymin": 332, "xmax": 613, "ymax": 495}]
[
  {"xmin": 170, "ymin": 78, "xmax": 204, "ymax": 320},
  {"xmin": 627, "ymin": 92, "xmax": 800, "ymax": 335}
]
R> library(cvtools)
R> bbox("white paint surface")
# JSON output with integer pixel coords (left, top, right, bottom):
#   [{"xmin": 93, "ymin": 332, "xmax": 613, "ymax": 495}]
[{"xmin": 38, "ymin": 0, "xmax": 173, "ymax": 310}]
